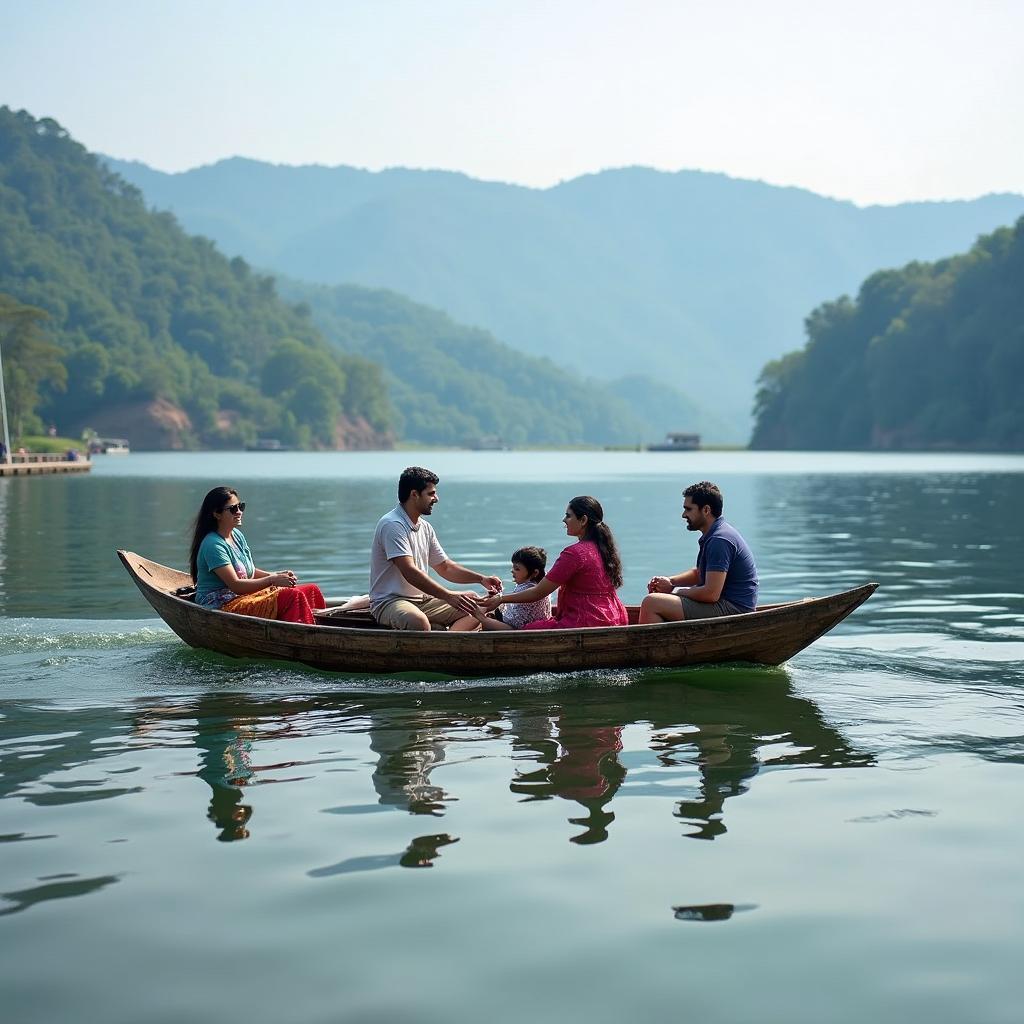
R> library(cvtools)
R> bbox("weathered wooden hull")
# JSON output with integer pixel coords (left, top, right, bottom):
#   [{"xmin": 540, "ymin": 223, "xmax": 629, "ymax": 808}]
[{"xmin": 118, "ymin": 550, "xmax": 877, "ymax": 677}]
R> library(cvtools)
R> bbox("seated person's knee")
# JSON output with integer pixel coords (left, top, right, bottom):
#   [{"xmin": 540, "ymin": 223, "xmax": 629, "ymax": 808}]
[
  {"xmin": 640, "ymin": 592, "xmax": 684, "ymax": 624},
  {"xmin": 403, "ymin": 608, "xmax": 432, "ymax": 631}
]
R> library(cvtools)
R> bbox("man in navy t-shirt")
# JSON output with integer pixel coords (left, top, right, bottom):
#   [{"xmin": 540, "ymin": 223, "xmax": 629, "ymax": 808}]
[{"xmin": 639, "ymin": 480, "xmax": 758, "ymax": 622}]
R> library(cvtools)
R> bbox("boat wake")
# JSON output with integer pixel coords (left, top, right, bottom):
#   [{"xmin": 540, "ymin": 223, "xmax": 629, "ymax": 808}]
[{"xmin": 0, "ymin": 618, "xmax": 175, "ymax": 656}]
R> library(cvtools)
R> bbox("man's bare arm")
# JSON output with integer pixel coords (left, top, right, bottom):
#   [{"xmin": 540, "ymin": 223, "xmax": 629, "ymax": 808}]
[
  {"xmin": 435, "ymin": 559, "xmax": 503, "ymax": 594},
  {"xmin": 675, "ymin": 570, "xmax": 726, "ymax": 603},
  {"xmin": 391, "ymin": 556, "xmax": 481, "ymax": 615},
  {"xmin": 648, "ymin": 567, "xmax": 700, "ymax": 593}
]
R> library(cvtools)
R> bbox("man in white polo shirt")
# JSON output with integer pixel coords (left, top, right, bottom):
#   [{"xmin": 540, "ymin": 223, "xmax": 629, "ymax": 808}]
[{"xmin": 370, "ymin": 466, "xmax": 503, "ymax": 631}]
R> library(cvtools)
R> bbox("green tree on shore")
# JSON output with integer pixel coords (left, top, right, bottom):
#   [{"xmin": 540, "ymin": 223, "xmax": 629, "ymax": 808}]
[
  {"xmin": 752, "ymin": 218, "xmax": 1024, "ymax": 451},
  {"xmin": 0, "ymin": 107, "xmax": 391, "ymax": 448},
  {"xmin": 0, "ymin": 293, "xmax": 66, "ymax": 439}
]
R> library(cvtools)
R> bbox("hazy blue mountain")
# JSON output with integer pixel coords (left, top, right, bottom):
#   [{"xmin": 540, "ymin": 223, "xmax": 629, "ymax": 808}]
[
  {"xmin": 105, "ymin": 156, "xmax": 1024, "ymax": 431},
  {"xmin": 2, "ymin": 105, "xmax": 697, "ymax": 451},
  {"xmin": 278, "ymin": 278, "xmax": 729, "ymax": 447},
  {"xmin": 603, "ymin": 374, "xmax": 733, "ymax": 446}
]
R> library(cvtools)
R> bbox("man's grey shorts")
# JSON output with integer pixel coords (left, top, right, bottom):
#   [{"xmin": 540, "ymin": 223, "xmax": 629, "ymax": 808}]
[
  {"xmin": 679, "ymin": 596, "xmax": 753, "ymax": 620},
  {"xmin": 373, "ymin": 596, "xmax": 463, "ymax": 630}
]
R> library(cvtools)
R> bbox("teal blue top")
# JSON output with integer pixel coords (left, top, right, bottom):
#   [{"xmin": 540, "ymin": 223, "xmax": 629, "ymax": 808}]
[{"xmin": 195, "ymin": 530, "xmax": 255, "ymax": 607}]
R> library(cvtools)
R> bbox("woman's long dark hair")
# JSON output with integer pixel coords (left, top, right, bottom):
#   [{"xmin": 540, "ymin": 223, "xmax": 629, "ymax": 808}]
[
  {"xmin": 568, "ymin": 495, "xmax": 623, "ymax": 589},
  {"xmin": 189, "ymin": 486, "xmax": 237, "ymax": 581}
]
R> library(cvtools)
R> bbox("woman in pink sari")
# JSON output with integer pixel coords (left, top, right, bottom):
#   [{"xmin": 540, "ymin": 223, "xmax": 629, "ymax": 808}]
[{"xmin": 481, "ymin": 496, "xmax": 628, "ymax": 630}]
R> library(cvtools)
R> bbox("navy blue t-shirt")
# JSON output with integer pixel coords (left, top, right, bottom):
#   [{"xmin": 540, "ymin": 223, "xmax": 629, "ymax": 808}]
[{"xmin": 696, "ymin": 517, "xmax": 759, "ymax": 610}]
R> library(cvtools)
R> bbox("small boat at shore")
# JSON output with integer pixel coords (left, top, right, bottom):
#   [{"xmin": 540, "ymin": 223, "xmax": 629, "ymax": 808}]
[
  {"xmin": 245, "ymin": 438, "xmax": 293, "ymax": 452},
  {"xmin": 647, "ymin": 432, "xmax": 701, "ymax": 451},
  {"xmin": 119, "ymin": 551, "xmax": 877, "ymax": 677},
  {"xmin": 88, "ymin": 437, "xmax": 130, "ymax": 455}
]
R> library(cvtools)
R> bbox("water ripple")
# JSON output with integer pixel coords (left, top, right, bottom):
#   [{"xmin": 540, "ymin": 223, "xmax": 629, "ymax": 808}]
[{"xmin": 0, "ymin": 620, "xmax": 175, "ymax": 655}]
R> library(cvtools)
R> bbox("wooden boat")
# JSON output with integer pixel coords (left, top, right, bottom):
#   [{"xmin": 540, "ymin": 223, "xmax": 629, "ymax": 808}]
[{"xmin": 118, "ymin": 550, "xmax": 877, "ymax": 677}]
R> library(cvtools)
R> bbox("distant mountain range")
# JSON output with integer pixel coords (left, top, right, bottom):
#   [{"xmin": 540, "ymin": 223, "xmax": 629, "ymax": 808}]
[
  {"xmin": 105, "ymin": 156, "xmax": 1024, "ymax": 433},
  {"xmin": 276, "ymin": 277, "xmax": 731, "ymax": 447},
  {"xmin": 5, "ymin": 106, "xmax": 714, "ymax": 450}
]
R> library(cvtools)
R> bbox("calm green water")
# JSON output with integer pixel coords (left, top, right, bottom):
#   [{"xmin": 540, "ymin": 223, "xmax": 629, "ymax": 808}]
[{"xmin": 2, "ymin": 451, "xmax": 1022, "ymax": 1023}]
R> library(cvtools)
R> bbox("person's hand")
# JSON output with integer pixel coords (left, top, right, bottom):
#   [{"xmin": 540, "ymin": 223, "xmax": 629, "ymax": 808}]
[
  {"xmin": 446, "ymin": 590, "xmax": 481, "ymax": 615},
  {"xmin": 647, "ymin": 576, "xmax": 672, "ymax": 593},
  {"xmin": 481, "ymin": 575, "xmax": 503, "ymax": 595},
  {"xmin": 274, "ymin": 571, "xmax": 297, "ymax": 587},
  {"xmin": 479, "ymin": 593, "xmax": 502, "ymax": 613}
]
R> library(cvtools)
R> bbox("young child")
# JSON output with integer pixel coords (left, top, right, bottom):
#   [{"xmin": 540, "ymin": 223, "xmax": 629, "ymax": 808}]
[{"xmin": 474, "ymin": 546, "xmax": 552, "ymax": 630}]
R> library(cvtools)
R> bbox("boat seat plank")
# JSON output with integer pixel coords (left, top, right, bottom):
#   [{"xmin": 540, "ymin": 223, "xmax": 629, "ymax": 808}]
[{"xmin": 314, "ymin": 608, "xmax": 390, "ymax": 630}]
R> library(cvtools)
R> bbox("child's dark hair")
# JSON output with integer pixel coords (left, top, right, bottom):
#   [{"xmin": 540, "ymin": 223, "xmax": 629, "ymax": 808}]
[{"xmin": 511, "ymin": 546, "xmax": 547, "ymax": 581}]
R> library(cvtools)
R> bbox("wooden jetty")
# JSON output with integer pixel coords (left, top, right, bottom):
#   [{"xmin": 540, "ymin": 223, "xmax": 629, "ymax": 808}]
[{"xmin": 0, "ymin": 453, "xmax": 92, "ymax": 477}]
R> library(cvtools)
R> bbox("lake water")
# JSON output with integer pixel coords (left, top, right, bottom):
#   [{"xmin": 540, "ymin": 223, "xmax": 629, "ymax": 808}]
[{"xmin": 2, "ymin": 451, "xmax": 1022, "ymax": 1023}]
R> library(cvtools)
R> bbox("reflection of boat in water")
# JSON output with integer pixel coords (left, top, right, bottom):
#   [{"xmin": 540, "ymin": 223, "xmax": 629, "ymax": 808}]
[
  {"xmin": 2, "ymin": 671, "xmax": 870, "ymax": 861},
  {"xmin": 121, "ymin": 674, "xmax": 873, "ymax": 850},
  {"xmin": 118, "ymin": 550, "xmax": 877, "ymax": 676}
]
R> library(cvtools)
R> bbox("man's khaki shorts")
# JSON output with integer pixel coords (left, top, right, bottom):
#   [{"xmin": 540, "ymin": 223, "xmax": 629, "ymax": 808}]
[{"xmin": 373, "ymin": 596, "xmax": 464, "ymax": 630}]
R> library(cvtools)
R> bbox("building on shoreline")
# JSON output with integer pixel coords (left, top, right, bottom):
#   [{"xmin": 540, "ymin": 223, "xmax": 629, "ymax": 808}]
[{"xmin": 646, "ymin": 432, "xmax": 701, "ymax": 452}]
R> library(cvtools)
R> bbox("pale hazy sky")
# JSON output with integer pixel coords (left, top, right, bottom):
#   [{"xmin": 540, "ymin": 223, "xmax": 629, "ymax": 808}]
[{"xmin": 3, "ymin": 0, "xmax": 1023, "ymax": 205}]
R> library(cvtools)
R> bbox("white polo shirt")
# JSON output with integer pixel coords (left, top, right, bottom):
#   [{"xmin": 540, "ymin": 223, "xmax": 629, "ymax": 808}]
[{"xmin": 369, "ymin": 505, "xmax": 448, "ymax": 614}]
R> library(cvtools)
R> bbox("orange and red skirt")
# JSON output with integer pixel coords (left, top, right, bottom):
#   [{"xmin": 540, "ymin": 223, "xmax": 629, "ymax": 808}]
[{"xmin": 222, "ymin": 584, "xmax": 325, "ymax": 624}]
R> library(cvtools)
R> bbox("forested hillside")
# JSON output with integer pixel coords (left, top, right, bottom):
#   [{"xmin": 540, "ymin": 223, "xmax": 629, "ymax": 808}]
[
  {"xmin": 0, "ymin": 107, "xmax": 391, "ymax": 449},
  {"xmin": 107, "ymin": 155, "xmax": 1024, "ymax": 431},
  {"xmin": 279, "ymin": 279, "xmax": 720, "ymax": 446},
  {"xmin": 1, "ymin": 108, "xmax": 696, "ymax": 449},
  {"xmin": 751, "ymin": 219, "xmax": 1024, "ymax": 450}
]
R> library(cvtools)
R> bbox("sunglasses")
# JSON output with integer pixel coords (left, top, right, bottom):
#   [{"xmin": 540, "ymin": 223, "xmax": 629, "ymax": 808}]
[{"xmin": 221, "ymin": 502, "xmax": 246, "ymax": 514}]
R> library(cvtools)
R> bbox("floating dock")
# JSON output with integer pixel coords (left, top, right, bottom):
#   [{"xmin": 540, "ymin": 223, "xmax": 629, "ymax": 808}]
[{"xmin": 0, "ymin": 454, "xmax": 92, "ymax": 477}]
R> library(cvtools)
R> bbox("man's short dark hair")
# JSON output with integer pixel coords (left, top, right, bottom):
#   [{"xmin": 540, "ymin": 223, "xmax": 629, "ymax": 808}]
[
  {"xmin": 684, "ymin": 481, "xmax": 723, "ymax": 517},
  {"xmin": 399, "ymin": 466, "xmax": 439, "ymax": 503}
]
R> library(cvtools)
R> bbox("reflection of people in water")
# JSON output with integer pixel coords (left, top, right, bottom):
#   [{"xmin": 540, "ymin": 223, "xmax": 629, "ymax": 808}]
[
  {"xmin": 550, "ymin": 720, "xmax": 625, "ymax": 844},
  {"xmin": 506, "ymin": 676, "xmax": 874, "ymax": 845},
  {"xmin": 195, "ymin": 716, "xmax": 255, "ymax": 842},
  {"xmin": 509, "ymin": 710, "xmax": 626, "ymax": 845},
  {"xmin": 133, "ymin": 697, "xmax": 270, "ymax": 842},
  {"xmin": 650, "ymin": 722, "xmax": 758, "ymax": 840},
  {"xmin": 646, "ymin": 679, "xmax": 874, "ymax": 841},
  {"xmin": 368, "ymin": 711, "xmax": 451, "ymax": 816},
  {"xmin": 127, "ymin": 678, "xmax": 873, "ymax": 854}
]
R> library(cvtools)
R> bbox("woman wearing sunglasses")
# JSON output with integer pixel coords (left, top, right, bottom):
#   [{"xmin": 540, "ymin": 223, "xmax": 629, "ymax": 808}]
[{"xmin": 188, "ymin": 485, "xmax": 325, "ymax": 624}]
